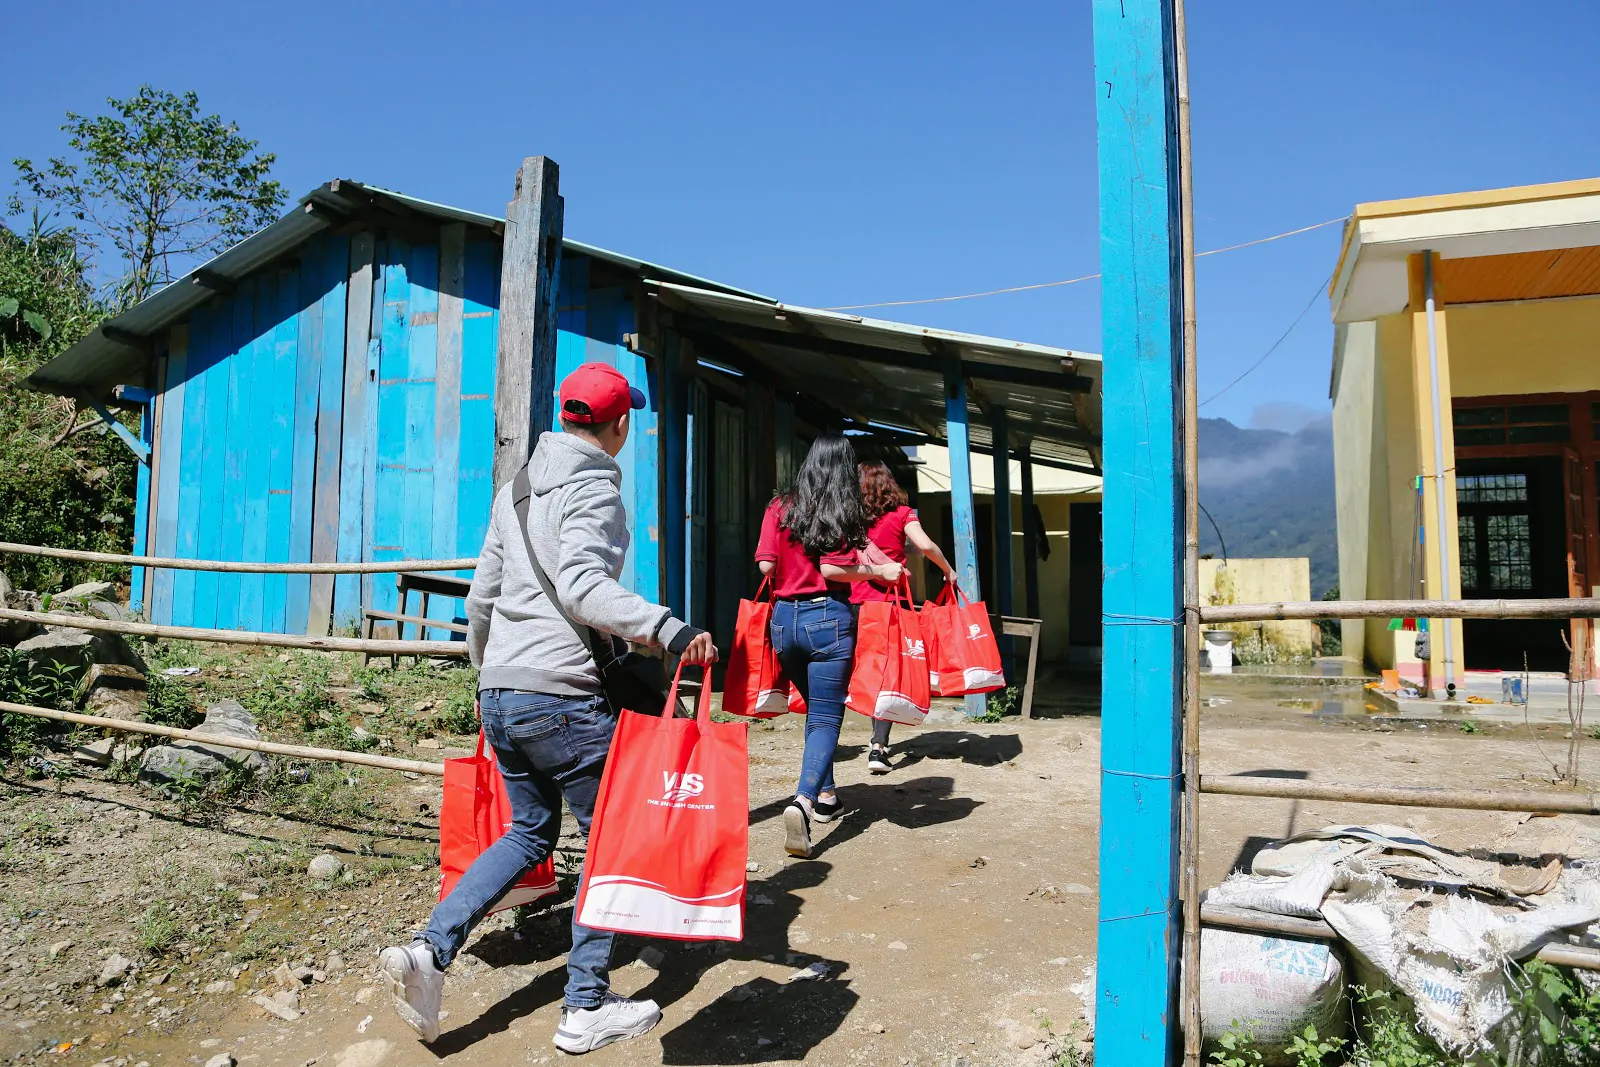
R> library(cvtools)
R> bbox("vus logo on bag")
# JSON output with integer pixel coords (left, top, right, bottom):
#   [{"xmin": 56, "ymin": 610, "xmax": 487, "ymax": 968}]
[
  {"xmin": 660, "ymin": 771, "xmax": 705, "ymax": 803},
  {"xmin": 967, "ymin": 622, "xmax": 989, "ymax": 640},
  {"xmin": 903, "ymin": 637, "xmax": 926, "ymax": 659}
]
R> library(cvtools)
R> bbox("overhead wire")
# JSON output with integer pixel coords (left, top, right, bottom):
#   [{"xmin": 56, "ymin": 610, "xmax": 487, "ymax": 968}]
[
  {"xmin": 821, "ymin": 215, "xmax": 1348, "ymax": 311},
  {"xmin": 1196, "ymin": 271, "xmax": 1334, "ymax": 407}
]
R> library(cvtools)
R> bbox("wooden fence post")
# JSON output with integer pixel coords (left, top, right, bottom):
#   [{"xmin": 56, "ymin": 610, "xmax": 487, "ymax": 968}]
[{"xmin": 492, "ymin": 156, "xmax": 564, "ymax": 490}]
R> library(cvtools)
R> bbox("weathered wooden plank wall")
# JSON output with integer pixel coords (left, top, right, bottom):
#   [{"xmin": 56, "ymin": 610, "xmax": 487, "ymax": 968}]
[
  {"xmin": 308, "ymin": 235, "xmax": 351, "ymax": 633},
  {"xmin": 457, "ymin": 240, "xmax": 500, "ymax": 580},
  {"xmin": 136, "ymin": 225, "xmax": 675, "ymax": 635},
  {"xmin": 149, "ymin": 326, "xmax": 188, "ymax": 622},
  {"xmin": 334, "ymin": 234, "xmax": 376, "ymax": 628}
]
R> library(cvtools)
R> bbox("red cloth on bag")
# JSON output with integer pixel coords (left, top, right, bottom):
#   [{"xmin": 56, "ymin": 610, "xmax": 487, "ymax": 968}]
[
  {"xmin": 922, "ymin": 579, "xmax": 1007, "ymax": 696},
  {"xmin": 438, "ymin": 732, "xmax": 558, "ymax": 913},
  {"xmin": 721, "ymin": 578, "xmax": 788, "ymax": 719},
  {"xmin": 846, "ymin": 581, "xmax": 931, "ymax": 724},
  {"xmin": 754, "ymin": 500, "xmax": 858, "ymax": 599},
  {"xmin": 787, "ymin": 681, "xmax": 807, "ymax": 715},
  {"xmin": 576, "ymin": 666, "xmax": 749, "ymax": 941},
  {"xmin": 851, "ymin": 506, "xmax": 918, "ymax": 604}
]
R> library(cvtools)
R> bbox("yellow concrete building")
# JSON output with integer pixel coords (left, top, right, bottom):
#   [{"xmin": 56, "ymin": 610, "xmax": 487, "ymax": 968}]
[{"xmin": 1330, "ymin": 178, "xmax": 1600, "ymax": 679}]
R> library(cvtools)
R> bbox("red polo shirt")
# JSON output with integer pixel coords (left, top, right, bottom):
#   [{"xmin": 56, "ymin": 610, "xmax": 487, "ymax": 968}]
[
  {"xmin": 851, "ymin": 505, "xmax": 918, "ymax": 604},
  {"xmin": 754, "ymin": 500, "xmax": 858, "ymax": 598}
]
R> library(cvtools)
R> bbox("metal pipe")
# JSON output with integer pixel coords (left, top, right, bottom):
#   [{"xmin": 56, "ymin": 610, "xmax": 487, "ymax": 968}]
[
  {"xmin": 1201, "ymin": 903, "xmax": 1600, "ymax": 971},
  {"xmin": 1200, "ymin": 774, "xmax": 1600, "ymax": 815},
  {"xmin": 0, "ymin": 607, "xmax": 466, "ymax": 657},
  {"xmin": 0, "ymin": 541, "xmax": 477, "ymax": 574},
  {"xmin": 0, "ymin": 701, "xmax": 446, "ymax": 776},
  {"xmin": 1202, "ymin": 596, "xmax": 1600, "ymax": 623},
  {"xmin": 1171, "ymin": 0, "xmax": 1203, "ymax": 1058},
  {"xmin": 1422, "ymin": 252, "xmax": 1456, "ymax": 687}
]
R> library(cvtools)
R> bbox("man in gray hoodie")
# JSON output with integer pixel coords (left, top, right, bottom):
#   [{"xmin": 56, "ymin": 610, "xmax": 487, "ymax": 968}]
[{"xmin": 380, "ymin": 362, "xmax": 716, "ymax": 1055}]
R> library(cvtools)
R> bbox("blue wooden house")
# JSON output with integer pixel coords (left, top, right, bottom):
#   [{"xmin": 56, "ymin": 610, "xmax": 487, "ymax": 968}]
[{"xmin": 29, "ymin": 175, "xmax": 1102, "ymax": 646}]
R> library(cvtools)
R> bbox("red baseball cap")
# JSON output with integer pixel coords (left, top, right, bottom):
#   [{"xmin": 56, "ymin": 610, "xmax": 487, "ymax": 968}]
[{"xmin": 558, "ymin": 362, "xmax": 647, "ymax": 424}]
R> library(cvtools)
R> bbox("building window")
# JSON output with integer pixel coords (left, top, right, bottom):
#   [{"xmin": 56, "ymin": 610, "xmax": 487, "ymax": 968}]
[
  {"xmin": 1456, "ymin": 473, "xmax": 1534, "ymax": 593},
  {"xmin": 1453, "ymin": 403, "xmax": 1570, "ymax": 447}
]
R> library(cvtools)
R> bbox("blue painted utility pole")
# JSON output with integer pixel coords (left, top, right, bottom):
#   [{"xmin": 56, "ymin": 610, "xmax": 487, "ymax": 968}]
[
  {"xmin": 1093, "ymin": 0, "xmax": 1185, "ymax": 1063},
  {"xmin": 942, "ymin": 360, "xmax": 987, "ymax": 719}
]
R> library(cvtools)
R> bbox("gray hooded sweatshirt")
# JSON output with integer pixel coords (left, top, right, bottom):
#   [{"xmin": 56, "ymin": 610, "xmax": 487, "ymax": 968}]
[{"xmin": 466, "ymin": 432, "xmax": 689, "ymax": 696}]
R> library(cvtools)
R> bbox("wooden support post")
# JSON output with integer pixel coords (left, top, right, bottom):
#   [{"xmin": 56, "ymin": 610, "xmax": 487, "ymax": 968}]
[
  {"xmin": 943, "ymin": 358, "xmax": 987, "ymax": 719},
  {"xmin": 492, "ymin": 156, "xmax": 564, "ymax": 490},
  {"xmin": 991, "ymin": 406, "xmax": 1016, "ymax": 676},
  {"xmin": 1020, "ymin": 438, "xmax": 1041, "ymax": 619},
  {"xmin": 1093, "ymin": 1, "xmax": 1185, "ymax": 1062}
]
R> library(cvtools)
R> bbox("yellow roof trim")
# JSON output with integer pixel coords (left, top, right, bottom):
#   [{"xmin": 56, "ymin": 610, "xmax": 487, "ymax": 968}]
[{"xmin": 1353, "ymin": 177, "xmax": 1600, "ymax": 221}]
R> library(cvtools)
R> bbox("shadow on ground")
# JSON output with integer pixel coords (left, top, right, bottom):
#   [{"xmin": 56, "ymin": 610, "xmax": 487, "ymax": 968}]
[{"xmin": 443, "ymin": 774, "xmax": 980, "ymax": 1063}]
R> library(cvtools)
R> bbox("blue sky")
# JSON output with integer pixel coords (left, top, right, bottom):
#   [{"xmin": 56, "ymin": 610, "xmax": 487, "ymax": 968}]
[{"xmin": 6, "ymin": 1, "xmax": 1598, "ymax": 430}]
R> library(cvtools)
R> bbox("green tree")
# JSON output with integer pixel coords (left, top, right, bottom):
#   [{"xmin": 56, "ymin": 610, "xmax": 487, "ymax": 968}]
[
  {"xmin": 0, "ymin": 217, "xmax": 134, "ymax": 592},
  {"xmin": 11, "ymin": 86, "xmax": 286, "ymax": 306}
]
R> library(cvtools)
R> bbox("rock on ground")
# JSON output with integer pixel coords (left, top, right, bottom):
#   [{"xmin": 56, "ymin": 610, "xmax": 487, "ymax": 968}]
[
  {"xmin": 16, "ymin": 625, "xmax": 146, "ymax": 674},
  {"xmin": 203, "ymin": 1054, "xmax": 236, "ymax": 1067},
  {"xmin": 97, "ymin": 954, "xmax": 133, "ymax": 986},
  {"xmin": 334, "ymin": 1040, "xmax": 392, "ymax": 1067},
  {"xmin": 139, "ymin": 699, "xmax": 267, "ymax": 783},
  {"xmin": 307, "ymin": 854, "xmax": 344, "ymax": 882}
]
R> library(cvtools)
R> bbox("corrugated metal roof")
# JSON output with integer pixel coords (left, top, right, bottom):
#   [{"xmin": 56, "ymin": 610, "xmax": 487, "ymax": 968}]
[
  {"xmin": 25, "ymin": 179, "xmax": 769, "ymax": 398},
  {"xmin": 651, "ymin": 282, "xmax": 1102, "ymax": 471}
]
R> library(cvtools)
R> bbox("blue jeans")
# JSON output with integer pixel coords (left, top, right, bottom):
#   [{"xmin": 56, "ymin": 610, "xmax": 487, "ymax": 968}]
[
  {"xmin": 420, "ymin": 690, "xmax": 617, "ymax": 1010},
  {"xmin": 771, "ymin": 597, "xmax": 856, "ymax": 802}
]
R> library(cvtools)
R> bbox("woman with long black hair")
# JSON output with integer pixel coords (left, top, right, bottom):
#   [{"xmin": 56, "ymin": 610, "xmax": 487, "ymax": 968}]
[{"xmin": 755, "ymin": 434, "xmax": 903, "ymax": 858}]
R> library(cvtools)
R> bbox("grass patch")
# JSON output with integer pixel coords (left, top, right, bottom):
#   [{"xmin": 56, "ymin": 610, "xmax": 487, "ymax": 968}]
[{"xmin": 137, "ymin": 901, "xmax": 180, "ymax": 955}]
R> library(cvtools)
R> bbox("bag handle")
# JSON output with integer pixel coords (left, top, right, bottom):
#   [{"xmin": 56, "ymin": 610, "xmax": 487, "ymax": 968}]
[
  {"xmin": 665, "ymin": 661, "xmax": 713, "ymax": 727},
  {"xmin": 932, "ymin": 576, "xmax": 977, "ymax": 609},
  {"xmin": 755, "ymin": 574, "xmax": 774, "ymax": 602}
]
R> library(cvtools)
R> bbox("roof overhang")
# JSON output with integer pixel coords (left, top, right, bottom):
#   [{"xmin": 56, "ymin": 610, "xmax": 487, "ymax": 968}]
[
  {"xmin": 648, "ymin": 281, "xmax": 1102, "ymax": 472},
  {"xmin": 1330, "ymin": 178, "xmax": 1600, "ymax": 323}
]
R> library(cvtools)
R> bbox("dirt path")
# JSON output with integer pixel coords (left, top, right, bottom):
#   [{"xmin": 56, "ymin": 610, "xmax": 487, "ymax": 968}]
[{"xmin": 3, "ymin": 686, "xmax": 1597, "ymax": 1067}]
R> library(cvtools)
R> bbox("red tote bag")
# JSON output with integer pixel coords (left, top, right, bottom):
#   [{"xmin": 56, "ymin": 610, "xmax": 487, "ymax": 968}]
[
  {"xmin": 720, "ymin": 578, "xmax": 788, "ymax": 719},
  {"xmin": 438, "ymin": 732, "xmax": 558, "ymax": 912},
  {"xmin": 923, "ymin": 579, "xmax": 1007, "ymax": 696},
  {"xmin": 846, "ymin": 581, "xmax": 931, "ymax": 725},
  {"xmin": 576, "ymin": 665, "xmax": 749, "ymax": 941}
]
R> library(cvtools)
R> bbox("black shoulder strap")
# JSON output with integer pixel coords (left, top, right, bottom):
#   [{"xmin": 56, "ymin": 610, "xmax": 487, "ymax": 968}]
[{"xmin": 511, "ymin": 464, "xmax": 615, "ymax": 668}]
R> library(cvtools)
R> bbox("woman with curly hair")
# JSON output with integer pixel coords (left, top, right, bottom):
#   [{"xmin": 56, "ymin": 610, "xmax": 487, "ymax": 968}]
[
  {"xmin": 853, "ymin": 461, "xmax": 957, "ymax": 773},
  {"xmin": 755, "ymin": 435, "xmax": 904, "ymax": 857}
]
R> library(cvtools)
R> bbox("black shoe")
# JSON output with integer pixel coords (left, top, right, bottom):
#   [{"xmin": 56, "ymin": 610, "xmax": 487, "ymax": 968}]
[
  {"xmin": 867, "ymin": 745, "xmax": 892, "ymax": 775},
  {"xmin": 811, "ymin": 794, "xmax": 844, "ymax": 824},
  {"xmin": 783, "ymin": 800, "xmax": 812, "ymax": 857}
]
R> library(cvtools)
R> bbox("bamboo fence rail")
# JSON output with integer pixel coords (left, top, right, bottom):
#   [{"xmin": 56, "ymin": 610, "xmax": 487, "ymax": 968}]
[
  {"xmin": 0, "ymin": 607, "xmax": 465, "ymax": 657},
  {"xmin": 1202, "ymin": 596, "xmax": 1600, "ymax": 624},
  {"xmin": 0, "ymin": 541, "xmax": 476, "ymax": 575},
  {"xmin": 1200, "ymin": 774, "xmax": 1600, "ymax": 815},
  {"xmin": 0, "ymin": 701, "xmax": 445, "ymax": 776}
]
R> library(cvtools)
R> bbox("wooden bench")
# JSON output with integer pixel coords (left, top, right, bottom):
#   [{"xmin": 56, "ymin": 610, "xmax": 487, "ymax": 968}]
[
  {"xmin": 991, "ymin": 614, "xmax": 1044, "ymax": 719},
  {"xmin": 362, "ymin": 572, "xmax": 473, "ymax": 666}
]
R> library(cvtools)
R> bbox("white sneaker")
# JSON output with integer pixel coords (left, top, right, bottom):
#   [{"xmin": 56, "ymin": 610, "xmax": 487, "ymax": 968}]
[
  {"xmin": 554, "ymin": 994, "xmax": 662, "ymax": 1054},
  {"xmin": 378, "ymin": 942, "xmax": 443, "ymax": 1042},
  {"xmin": 867, "ymin": 745, "xmax": 892, "ymax": 775},
  {"xmin": 783, "ymin": 799, "xmax": 812, "ymax": 858}
]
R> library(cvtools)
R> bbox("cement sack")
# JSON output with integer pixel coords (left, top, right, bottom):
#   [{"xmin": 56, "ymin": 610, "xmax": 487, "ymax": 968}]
[
  {"xmin": 1206, "ymin": 860, "xmax": 1337, "ymax": 919},
  {"xmin": 1199, "ymin": 928, "xmax": 1347, "ymax": 1065}
]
